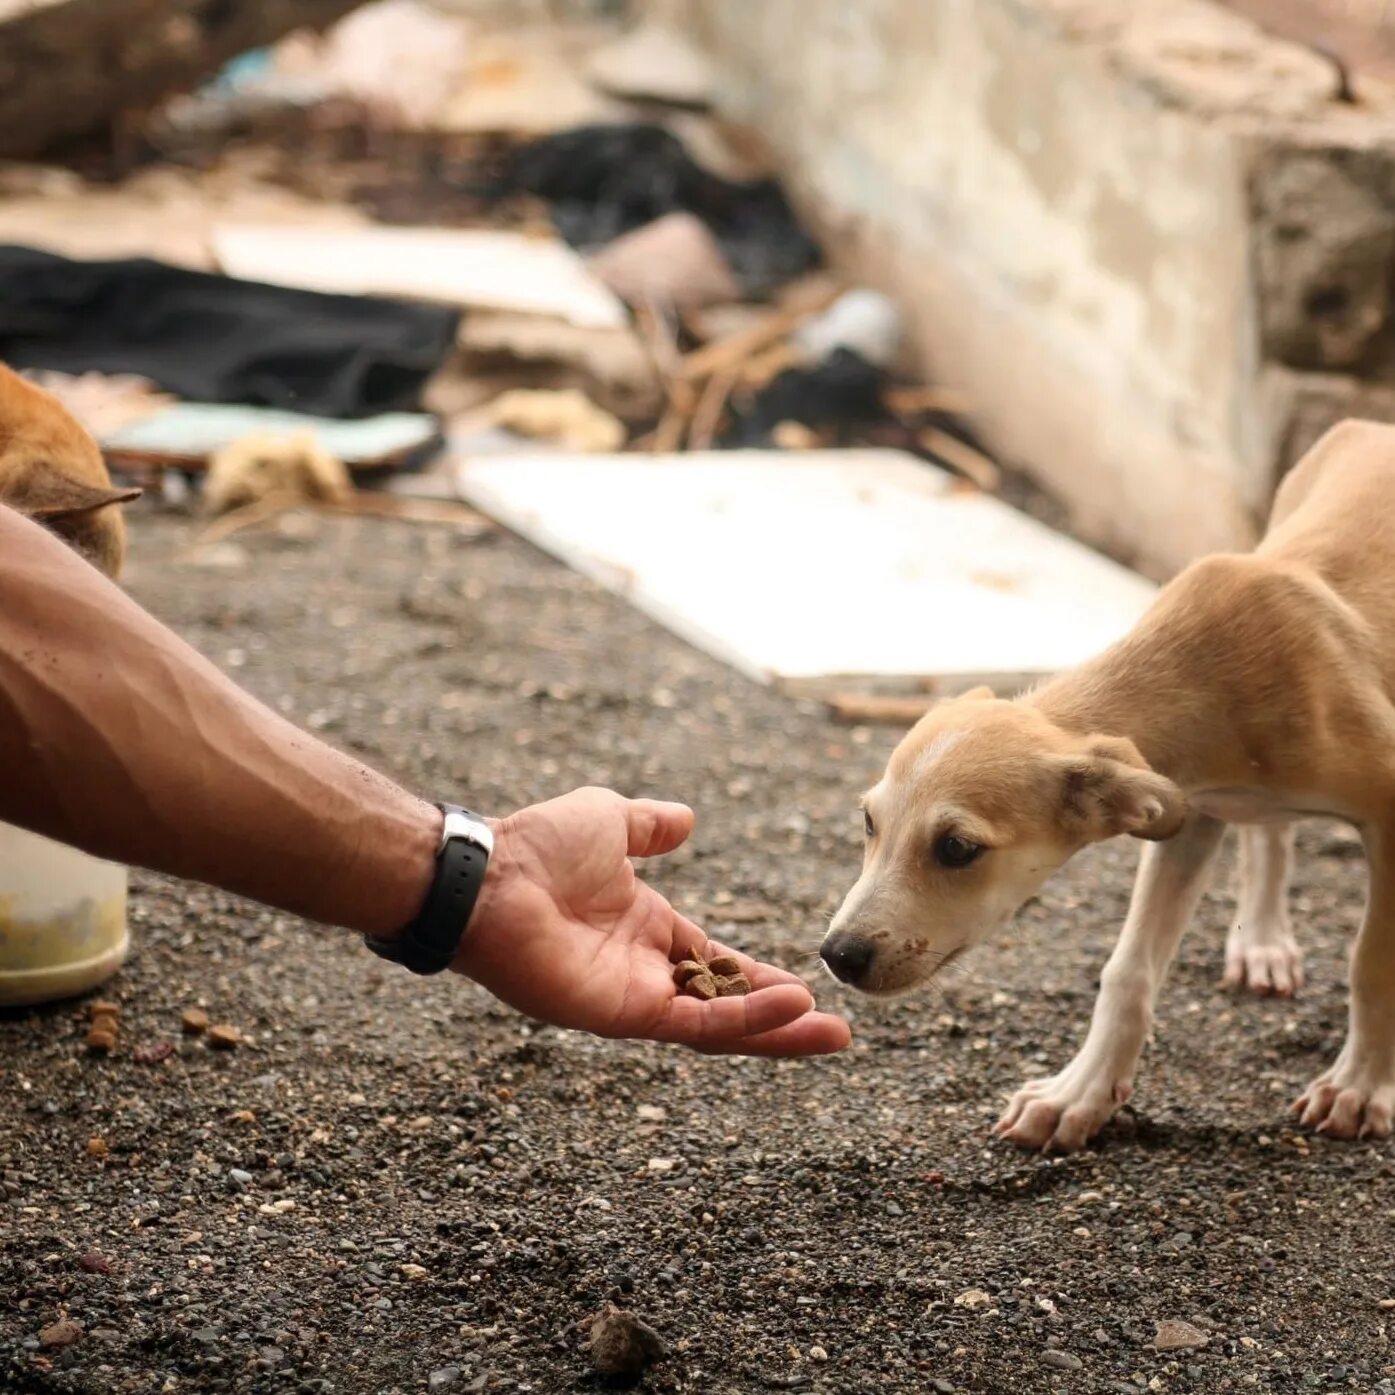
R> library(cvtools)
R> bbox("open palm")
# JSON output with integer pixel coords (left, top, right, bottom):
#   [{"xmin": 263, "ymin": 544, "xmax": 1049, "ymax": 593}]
[{"xmin": 453, "ymin": 787, "xmax": 849, "ymax": 1056}]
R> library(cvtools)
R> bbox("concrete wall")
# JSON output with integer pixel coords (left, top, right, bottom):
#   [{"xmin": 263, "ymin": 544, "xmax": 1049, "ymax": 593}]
[{"xmin": 643, "ymin": 0, "xmax": 1395, "ymax": 578}]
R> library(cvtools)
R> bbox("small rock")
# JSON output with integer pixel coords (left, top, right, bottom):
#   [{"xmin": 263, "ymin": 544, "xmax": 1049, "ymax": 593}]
[
  {"xmin": 428, "ymin": 1369, "xmax": 462, "ymax": 1391},
  {"xmin": 85, "ymin": 1137, "xmax": 109, "ymax": 1160},
  {"xmin": 647, "ymin": 1158, "xmax": 678, "ymax": 1174},
  {"xmin": 1154, "ymin": 1319, "xmax": 1209, "ymax": 1352},
  {"xmin": 134, "ymin": 1040, "xmax": 175, "ymax": 1065},
  {"xmin": 636, "ymin": 1105, "xmax": 666, "ymax": 1122},
  {"xmin": 400, "ymin": 1263, "xmax": 429, "ymax": 1281},
  {"xmin": 586, "ymin": 1302, "xmax": 667, "ymax": 1376},
  {"xmin": 1042, "ymin": 1350, "xmax": 1083, "ymax": 1372},
  {"xmin": 181, "ymin": 1008, "xmax": 210, "ymax": 1035},
  {"xmin": 208, "ymin": 1024, "xmax": 241, "ymax": 1050},
  {"xmin": 954, "ymin": 1288, "xmax": 992, "ymax": 1310},
  {"xmin": 808, "ymin": 1345, "xmax": 828, "ymax": 1362},
  {"xmin": 228, "ymin": 1168, "xmax": 253, "ymax": 1188},
  {"xmin": 77, "ymin": 1252, "xmax": 112, "ymax": 1275},
  {"xmin": 39, "ymin": 1318, "xmax": 82, "ymax": 1349}
]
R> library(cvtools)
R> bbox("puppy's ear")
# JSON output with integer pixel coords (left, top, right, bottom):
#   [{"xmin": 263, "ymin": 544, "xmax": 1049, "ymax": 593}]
[
  {"xmin": 956, "ymin": 685, "xmax": 996, "ymax": 702},
  {"xmin": 1055, "ymin": 736, "xmax": 1187, "ymax": 842},
  {"xmin": 6, "ymin": 462, "xmax": 141, "ymax": 520}
]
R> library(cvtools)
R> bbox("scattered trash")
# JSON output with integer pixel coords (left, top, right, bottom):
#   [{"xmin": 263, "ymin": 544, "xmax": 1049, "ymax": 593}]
[
  {"xmin": 585, "ymin": 21, "xmax": 716, "ymax": 108},
  {"xmin": 203, "ymin": 432, "xmax": 354, "ymax": 517},
  {"xmin": 440, "ymin": 24, "xmax": 627, "ymax": 136},
  {"xmin": 792, "ymin": 289, "xmax": 905, "ymax": 370},
  {"xmin": 294, "ymin": 0, "xmax": 471, "ymax": 128},
  {"xmin": 493, "ymin": 123, "xmax": 820, "ymax": 295},
  {"xmin": 589, "ymin": 211, "xmax": 742, "ymax": 311},
  {"xmin": 212, "ymin": 224, "xmax": 627, "ymax": 330},
  {"xmin": 729, "ymin": 349, "xmax": 891, "ymax": 448},
  {"xmin": 103, "ymin": 404, "xmax": 442, "ymax": 479},
  {"xmin": 585, "ymin": 1303, "xmax": 667, "ymax": 1377},
  {"xmin": 0, "ymin": 245, "xmax": 458, "ymax": 417},
  {"xmin": 480, "ymin": 389, "xmax": 627, "ymax": 453}
]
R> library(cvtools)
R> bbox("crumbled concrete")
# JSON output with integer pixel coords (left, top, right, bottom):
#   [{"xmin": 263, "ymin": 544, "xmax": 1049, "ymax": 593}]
[{"xmin": 643, "ymin": 0, "xmax": 1395, "ymax": 576}]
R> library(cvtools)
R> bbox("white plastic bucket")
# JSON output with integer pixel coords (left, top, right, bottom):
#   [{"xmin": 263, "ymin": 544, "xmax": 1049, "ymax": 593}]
[{"xmin": 0, "ymin": 823, "xmax": 129, "ymax": 1007}]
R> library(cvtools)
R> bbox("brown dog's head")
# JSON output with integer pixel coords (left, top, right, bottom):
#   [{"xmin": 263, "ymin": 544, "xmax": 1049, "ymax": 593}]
[
  {"xmin": 0, "ymin": 365, "xmax": 140, "ymax": 578},
  {"xmin": 820, "ymin": 688, "xmax": 1187, "ymax": 994}
]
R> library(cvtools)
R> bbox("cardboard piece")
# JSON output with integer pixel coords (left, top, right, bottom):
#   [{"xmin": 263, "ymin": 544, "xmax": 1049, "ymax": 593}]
[
  {"xmin": 452, "ymin": 449, "xmax": 1157, "ymax": 692},
  {"xmin": 212, "ymin": 224, "xmax": 629, "ymax": 330}
]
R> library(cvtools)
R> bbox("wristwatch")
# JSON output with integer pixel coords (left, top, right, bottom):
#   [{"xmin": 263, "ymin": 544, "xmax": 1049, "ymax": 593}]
[{"xmin": 364, "ymin": 803, "xmax": 494, "ymax": 975}]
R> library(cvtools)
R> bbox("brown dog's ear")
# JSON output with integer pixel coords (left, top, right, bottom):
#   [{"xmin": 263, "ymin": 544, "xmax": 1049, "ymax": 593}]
[
  {"xmin": 7, "ymin": 464, "xmax": 141, "ymax": 521},
  {"xmin": 1056, "ymin": 736, "xmax": 1187, "ymax": 842},
  {"xmin": 956, "ymin": 685, "xmax": 996, "ymax": 702}
]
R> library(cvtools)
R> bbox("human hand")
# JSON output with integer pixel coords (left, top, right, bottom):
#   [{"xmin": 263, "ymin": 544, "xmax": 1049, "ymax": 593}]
[{"xmin": 454, "ymin": 787, "xmax": 850, "ymax": 1057}]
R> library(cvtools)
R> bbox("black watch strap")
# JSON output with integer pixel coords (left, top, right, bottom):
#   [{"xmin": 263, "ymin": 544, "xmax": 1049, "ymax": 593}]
[{"xmin": 364, "ymin": 804, "xmax": 492, "ymax": 975}]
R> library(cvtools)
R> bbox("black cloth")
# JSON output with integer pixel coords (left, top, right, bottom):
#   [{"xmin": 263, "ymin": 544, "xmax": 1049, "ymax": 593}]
[
  {"xmin": 492, "ymin": 123, "xmax": 820, "ymax": 297},
  {"xmin": 0, "ymin": 245, "xmax": 459, "ymax": 418}
]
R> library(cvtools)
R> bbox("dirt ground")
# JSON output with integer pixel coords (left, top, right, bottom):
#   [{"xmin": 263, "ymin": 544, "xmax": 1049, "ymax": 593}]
[{"xmin": 3, "ymin": 507, "xmax": 1395, "ymax": 1395}]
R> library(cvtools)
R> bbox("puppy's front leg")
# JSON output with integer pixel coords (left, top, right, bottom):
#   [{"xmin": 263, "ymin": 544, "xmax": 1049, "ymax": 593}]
[{"xmin": 996, "ymin": 814, "xmax": 1227, "ymax": 1152}]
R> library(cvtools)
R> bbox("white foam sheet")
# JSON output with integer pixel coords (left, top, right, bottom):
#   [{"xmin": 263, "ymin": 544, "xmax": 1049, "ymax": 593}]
[
  {"xmin": 212, "ymin": 224, "xmax": 628, "ymax": 330},
  {"xmin": 454, "ymin": 450, "xmax": 1157, "ymax": 688}
]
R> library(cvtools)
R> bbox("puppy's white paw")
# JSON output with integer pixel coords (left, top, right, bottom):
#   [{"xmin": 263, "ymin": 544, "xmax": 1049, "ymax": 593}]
[
  {"xmin": 994, "ymin": 1062, "xmax": 1131, "ymax": 1153},
  {"xmin": 1223, "ymin": 922, "xmax": 1303, "ymax": 997},
  {"xmin": 1294, "ymin": 1061, "xmax": 1395, "ymax": 1139}
]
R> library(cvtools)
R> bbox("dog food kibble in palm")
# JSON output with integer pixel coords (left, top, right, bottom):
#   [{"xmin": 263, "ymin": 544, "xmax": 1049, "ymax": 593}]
[{"xmin": 673, "ymin": 953, "xmax": 752, "ymax": 1000}]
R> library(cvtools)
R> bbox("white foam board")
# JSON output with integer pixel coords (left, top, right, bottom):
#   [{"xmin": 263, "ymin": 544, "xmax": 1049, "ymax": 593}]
[
  {"xmin": 212, "ymin": 224, "xmax": 628, "ymax": 330},
  {"xmin": 453, "ymin": 449, "xmax": 1156, "ymax": 689}
]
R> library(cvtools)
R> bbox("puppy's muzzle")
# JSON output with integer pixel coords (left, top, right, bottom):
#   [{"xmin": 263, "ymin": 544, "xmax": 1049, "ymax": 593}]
[{"xmin": 820, "ymin": 931, "xmax": 876, "ymax": 986}]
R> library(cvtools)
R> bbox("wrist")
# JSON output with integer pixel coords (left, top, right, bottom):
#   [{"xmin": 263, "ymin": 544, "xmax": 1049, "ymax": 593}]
[
  {"xmin": 350, "ymin": 798, "xmax": 444, "ymax": 939},
  {"xmin": 449, "ymin": 816, "xmax": 510, "ymax": 976}
]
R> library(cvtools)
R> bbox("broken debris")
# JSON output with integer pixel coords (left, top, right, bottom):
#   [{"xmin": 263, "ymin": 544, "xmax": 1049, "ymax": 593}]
[{"xmin": 589, "ymin": 211, "xmax": 742, "ymax": 312}]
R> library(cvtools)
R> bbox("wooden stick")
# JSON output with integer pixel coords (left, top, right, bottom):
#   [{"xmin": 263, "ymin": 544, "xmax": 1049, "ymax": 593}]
[
  {"xmin": 886, "ymin": 385, "xmax": 976, "ymax": 417},
  {"xmin": 919, "ymin": 428, "xmax": 1001, "ymax": 493},
  {"xmin": 679, "ymin": 281, "xmax": 842, "ymax": 383},
  {"xmin": 687, "ymin": 364, "xmax": 740, "ymax": 452}
]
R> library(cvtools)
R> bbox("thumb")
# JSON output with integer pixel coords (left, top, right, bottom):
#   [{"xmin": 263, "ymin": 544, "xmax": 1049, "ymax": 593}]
[{"xmin": 624, "ymin": 799, "xmax": 695, "ymax": 858}]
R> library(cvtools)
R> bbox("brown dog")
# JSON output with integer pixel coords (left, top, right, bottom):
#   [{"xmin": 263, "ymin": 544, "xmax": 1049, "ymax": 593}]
[
  {"xmin": 822, "ymin": 419, "xmax": 1395, "ymax": 1150},
  {"xmin": 0, "ymin": 364, "xmax": 140, "ymax": 578}
]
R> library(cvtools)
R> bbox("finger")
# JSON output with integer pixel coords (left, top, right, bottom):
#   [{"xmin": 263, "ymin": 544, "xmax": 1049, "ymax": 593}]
[
  {"xmin": 650, "ymin": 982, "xmax": 814, "ymax": 1048},
  {"xmin": 692, "ymin": 1011, "xmax": 852, "ymax": 1058},
  {"xmin": 625, "ymin": 799, "xmax": 695, "ymax": 858}
]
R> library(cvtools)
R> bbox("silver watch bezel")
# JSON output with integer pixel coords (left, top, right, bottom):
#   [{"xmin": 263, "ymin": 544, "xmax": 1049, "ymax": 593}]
[{"xmin": 438, "ymin": 807, "xmax": 494, "ymax": 859}]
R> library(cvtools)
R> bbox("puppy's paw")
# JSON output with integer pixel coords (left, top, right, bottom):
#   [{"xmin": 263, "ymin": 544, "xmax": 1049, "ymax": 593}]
[
  {"xmin": 1293, "ymin": 1063, "xmax": 1395, "ymax": 1140},
  {"xmin": 994, "ymin": 1065, "xmax": 1130, "ymax": 1153},
  {"xmin": 1223, "ymin": 923, "xmax": 1303, "ymax": 997}
]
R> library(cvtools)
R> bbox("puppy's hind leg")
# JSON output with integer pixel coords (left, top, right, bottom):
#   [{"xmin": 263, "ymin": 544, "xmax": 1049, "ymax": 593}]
[
  {"xmin": 1224, "ymin": 824, "xmax": 1303, "ymax": 997},
  {"xmin": 1295, "ymin": 822, "xmax": 1395, "ymax": 1139}
]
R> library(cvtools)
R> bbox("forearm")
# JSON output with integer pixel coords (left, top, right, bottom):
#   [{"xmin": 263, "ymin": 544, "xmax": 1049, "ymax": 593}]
[{"xmin": 0, "ymin": 505, "xmax": 438, "ymax": 936}]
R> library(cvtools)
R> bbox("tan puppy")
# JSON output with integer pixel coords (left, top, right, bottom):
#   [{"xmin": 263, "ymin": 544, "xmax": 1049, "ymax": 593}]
[
  {"xmin": 0, "ymin": 364, "xmax": 140, "ymax": 578},
  {"xmin": 823, "ymin": 419, "xmax": 1395, "ymax": 1150}
]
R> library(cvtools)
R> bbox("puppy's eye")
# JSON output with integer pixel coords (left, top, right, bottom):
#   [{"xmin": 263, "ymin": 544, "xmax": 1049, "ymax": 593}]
[
  {"xmin": 863, "ymin": 808, "xmax": 875, "ymax": 839},
  {"xmin": 934, "ymin": 833, "xmax": 983, "ymax": 869}
]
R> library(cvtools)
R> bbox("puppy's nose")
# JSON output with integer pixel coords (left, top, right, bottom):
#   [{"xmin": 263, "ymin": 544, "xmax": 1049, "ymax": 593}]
[{"xmin": 820, "ymin": 933, "xmax": 876, "ymax": 986}]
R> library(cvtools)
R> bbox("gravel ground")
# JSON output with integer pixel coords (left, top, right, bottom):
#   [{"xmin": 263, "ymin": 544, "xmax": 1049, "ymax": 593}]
[{"xmin": 3, "ymin": 508, "xmax": 1394, "ymax": 1395}]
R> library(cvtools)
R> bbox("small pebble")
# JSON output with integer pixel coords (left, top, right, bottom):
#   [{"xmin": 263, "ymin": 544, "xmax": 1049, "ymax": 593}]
[
  {"xmin": 134, "ymin": 1040, "xmax": 174, "ymax": 1065},
  {"xmin": 429, "ymin": 1369, "xmax": 462, "ymax": 1391},
  {"xmin": 182, "ymin": 1008, "xmax": 210, "ymax": 1035},
  {"xmin": 208, "ymin": 1024, "xmax": 241, "ymax": 1050},
  {"xmin": 1154, "ymin": 1320, "xmax": 1209, "ymax": 1352},
  {"xmin": 1042, "ymin": 1350, "xmax": 1083, "ymax": 1371},
  {"xmin": 809, "ymin": 1345, "xmax": 828, "ymax": 1362},
  {"xmin": 39, "ymin": 1318, "xmax": 82, "ymax": 1349},
  {"xmin": 77, "ymin": 1252, "xmax": 112, "ymax": 1275},
  {"xmin": 85, "ymin": 1137, "xmax": 109, "ymax": 1160}
]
